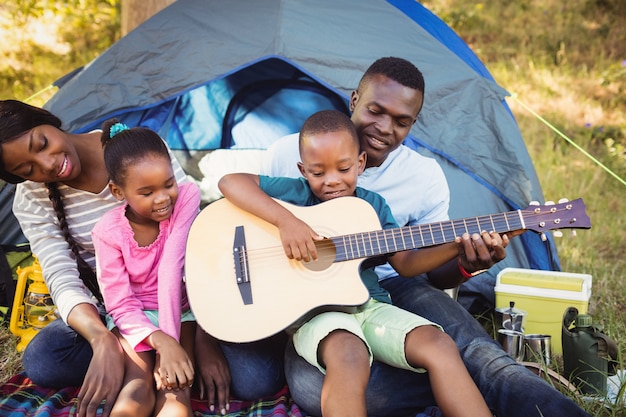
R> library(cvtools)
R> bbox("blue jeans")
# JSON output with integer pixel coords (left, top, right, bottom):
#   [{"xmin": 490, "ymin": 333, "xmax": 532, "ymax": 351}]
[
  {"xmin": 22, "ymin": 318, "xmax": 94, "ymax": 387},
  {"xmin": 285, "ymin": 276, "xmax": 591, "ymax": 417},
  {"xmin": 24, "ymin": 317, "xmax": 287, "ymax": 401},
  {"xmin": 218, "ymin": 332, "xmax": 287, "ymax": 400}
]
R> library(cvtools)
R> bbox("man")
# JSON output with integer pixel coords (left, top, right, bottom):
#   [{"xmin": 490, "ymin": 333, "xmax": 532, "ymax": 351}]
[{"xmin": 263, "ymin": 57, "xmax": 590, "ymax": 417}]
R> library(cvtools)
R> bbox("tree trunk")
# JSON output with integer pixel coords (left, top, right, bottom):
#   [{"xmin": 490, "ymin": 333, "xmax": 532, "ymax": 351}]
[{"xmin": 121, "ymin": 0, "xmax": 176, "ymax": 36}]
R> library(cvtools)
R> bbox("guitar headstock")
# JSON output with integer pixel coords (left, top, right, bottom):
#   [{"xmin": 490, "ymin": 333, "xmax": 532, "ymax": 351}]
[{"xmin": 523, "ymin": 198, "xmax": 591, "ymax": 235}]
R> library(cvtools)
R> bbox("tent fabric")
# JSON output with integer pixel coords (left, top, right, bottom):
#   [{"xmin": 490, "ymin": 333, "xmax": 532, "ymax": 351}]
[
  {"xmin": 4, "ymin": 0, "xmax": 559, "ymax": 309},
  {"xmin": 0, "ymin": 183, "xmax": 24, "ymax": 245}
]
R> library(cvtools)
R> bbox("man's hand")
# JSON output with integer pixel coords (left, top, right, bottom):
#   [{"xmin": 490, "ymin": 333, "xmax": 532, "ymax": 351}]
[
  {"xmin": 456, "ymin": 231, "xmax": 509, "ymax": 273},
  {"xmin": 76, "ymin": 331, "xmax": 124, "ymax": 417},
  {"xmin": 427, "ymin": 231, "xmax": 513, "ymax": 289},
  {"xmin": 194, "ymin": 327, "xmax": 231, "ymax": 415}
]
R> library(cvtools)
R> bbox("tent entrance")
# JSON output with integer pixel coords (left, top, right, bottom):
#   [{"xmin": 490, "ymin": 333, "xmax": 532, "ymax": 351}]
[{"xmin": 78, "ymin": 57, "xmax": 350, "ymax": 178}]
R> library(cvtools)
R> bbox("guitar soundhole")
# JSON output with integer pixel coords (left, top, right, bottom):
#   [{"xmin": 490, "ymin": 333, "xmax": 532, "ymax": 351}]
[{"xmin": 302, "ymin": 239, "xmax": 336, "ymax": 272}]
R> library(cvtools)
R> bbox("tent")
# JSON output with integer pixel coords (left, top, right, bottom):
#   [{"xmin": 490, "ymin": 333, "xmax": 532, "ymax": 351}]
[{"xmin": 3, "ymin": 0, "xmax": 560, "ymax": 312}]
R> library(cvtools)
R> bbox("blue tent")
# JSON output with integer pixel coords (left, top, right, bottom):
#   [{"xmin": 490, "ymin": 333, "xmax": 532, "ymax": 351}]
[{"xmin": 9, "ymin": 0, "xmax": 560, "ymax": 311}]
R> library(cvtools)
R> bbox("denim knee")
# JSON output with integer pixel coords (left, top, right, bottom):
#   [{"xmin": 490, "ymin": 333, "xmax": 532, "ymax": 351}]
[
  {"xmin": 22, "ymin": 319, "xmax": 92, "ymax": 387},
  {"xmin": 219, "ymin": 333, "xmax": 286, "ymax": 400}
]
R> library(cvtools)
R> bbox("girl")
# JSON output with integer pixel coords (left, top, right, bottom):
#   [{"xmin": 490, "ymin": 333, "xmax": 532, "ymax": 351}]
[{"xmin": 91, "ymin": 119, "xmax": 200, "ymax": 417}]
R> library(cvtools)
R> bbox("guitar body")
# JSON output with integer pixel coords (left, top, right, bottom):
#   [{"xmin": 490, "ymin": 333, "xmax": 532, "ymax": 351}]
[
  {"xmin": 185, "ymin": 197, "xmax": 376, "ymax": 343},
  {"xmin": 186, "ymin": 195, "xmax": 591, "ymax": 343}
]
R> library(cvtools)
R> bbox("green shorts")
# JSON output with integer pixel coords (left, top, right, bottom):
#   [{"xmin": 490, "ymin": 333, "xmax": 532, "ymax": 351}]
[
  {"xmin": 293, "ymin": 299, "xmax": 442, "ymax": 374},
  {"xmin": 106, "ymin": 309, "xmax": 196, "ymax": 330}
]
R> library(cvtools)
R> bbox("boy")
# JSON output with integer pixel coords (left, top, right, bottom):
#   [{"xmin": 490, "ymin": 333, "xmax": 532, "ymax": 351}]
[{"xmin": 218, "ymin": 110, "xmax": 491, "ymax": 417}]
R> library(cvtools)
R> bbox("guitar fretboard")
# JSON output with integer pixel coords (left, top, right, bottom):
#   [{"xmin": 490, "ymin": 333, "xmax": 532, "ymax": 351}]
[{"xmin": 332, "ymin": 211, "xmax": 523, "ymax": 261}]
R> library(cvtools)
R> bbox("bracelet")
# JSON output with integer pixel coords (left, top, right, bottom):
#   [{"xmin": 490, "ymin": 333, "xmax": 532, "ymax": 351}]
[
  {"xmin": 458, "ymin": 258, "xmax": 473, "ymax": 280},
  {"xmin": 457, "ymin": 259, "xmax": 488, "ymax": 280}
]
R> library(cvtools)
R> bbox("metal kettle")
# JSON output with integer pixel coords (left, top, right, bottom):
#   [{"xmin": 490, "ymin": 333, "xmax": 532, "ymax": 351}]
[{"xmin": 495, "ymin": 301, "xmax": 527, "ymax": 332}]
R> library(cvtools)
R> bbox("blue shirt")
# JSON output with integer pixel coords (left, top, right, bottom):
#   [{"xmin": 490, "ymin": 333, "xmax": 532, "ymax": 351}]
[{"xmin": 258, "ymin": 175, "xmax": 399, "ymax": 303}]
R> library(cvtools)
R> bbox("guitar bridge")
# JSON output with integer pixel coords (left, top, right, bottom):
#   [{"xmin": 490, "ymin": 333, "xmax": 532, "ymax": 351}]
[{"xmin": 233, "ymin": 225, "xmax": 253, "ymax": 305}]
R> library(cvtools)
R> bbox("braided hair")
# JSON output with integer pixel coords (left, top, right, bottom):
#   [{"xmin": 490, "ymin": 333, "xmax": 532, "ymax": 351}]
[{"xmin": 46, "ymin": 182, "xmax": 103, "ymax": 303}]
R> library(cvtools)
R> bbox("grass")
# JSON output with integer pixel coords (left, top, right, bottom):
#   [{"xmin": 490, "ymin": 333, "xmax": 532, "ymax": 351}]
[
  {"xmin": 0, "ymin": 325, "xmax": 21, "ymax": 381},
  {"xmin": 426, "ymin": 0, "xmax": 626, "ymax": 414},
  {"xmin": 1, "ymin": 0, "xmax": 626, "ymax": 415}
]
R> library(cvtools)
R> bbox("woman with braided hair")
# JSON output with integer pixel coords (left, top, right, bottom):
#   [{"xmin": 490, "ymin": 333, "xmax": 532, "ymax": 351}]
[
  {"xmin": 0, "ymin": 100, "xmax": 188, "ymax": 416},
  {"xmin": 0, "ymin": 100, "xmax": 287, "ymax": 417}
]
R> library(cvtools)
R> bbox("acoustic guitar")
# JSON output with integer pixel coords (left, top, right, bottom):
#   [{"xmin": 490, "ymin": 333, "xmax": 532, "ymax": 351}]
[{"xmin": 185, "ymin": 197, "xmax": 590, "ymax": 343}]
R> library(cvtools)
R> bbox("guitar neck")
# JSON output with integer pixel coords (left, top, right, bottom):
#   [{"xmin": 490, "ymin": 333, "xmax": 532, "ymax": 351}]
[{"xmin": 331, "ymin": 210, "xmax": 523, "ymax": 262}]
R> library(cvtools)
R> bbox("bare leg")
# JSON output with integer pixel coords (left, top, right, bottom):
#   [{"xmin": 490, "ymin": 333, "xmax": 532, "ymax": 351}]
[
  {"xmin": 405, "ymin": 326, "xmax": 492, "ymax": 417},
  {"xmin": 154, "ymin": 322, "xmax": 195, "ymax": 417},
  {"xmin": 318, "ymin": 330, "xmax": 370, "ymax": 417},
  {"xmin": 155, "ymin": 389, "xmax": 193, "ymax": 417},
  {"xmin": 110, "ymin": 329, "xmax": 155, "ymax": 417}
]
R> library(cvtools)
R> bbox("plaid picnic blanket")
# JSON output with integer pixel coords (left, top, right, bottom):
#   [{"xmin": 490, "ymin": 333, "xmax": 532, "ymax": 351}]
[
  {"xmin": 0, "ymin": 373, "xmax": 306, "ymax": 416},
  {"xmin": 0, "ymin": 373, "xmax": 443, "ymax": 417}
]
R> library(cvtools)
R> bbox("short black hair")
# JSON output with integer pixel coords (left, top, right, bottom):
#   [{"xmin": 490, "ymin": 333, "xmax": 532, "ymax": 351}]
[
  {"xmin": 299, "ymin": 109, "xmax": 359, "ymax": 153},
  {"xmin": 358, "ymin": 57, "xmax": 425, "ymax": 94}
]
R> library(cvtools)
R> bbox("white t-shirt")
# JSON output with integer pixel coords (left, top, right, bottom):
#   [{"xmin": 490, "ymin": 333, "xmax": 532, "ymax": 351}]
[{"xmin": 262, "ymin": 133, "xmax": 451, "ymax": 280}]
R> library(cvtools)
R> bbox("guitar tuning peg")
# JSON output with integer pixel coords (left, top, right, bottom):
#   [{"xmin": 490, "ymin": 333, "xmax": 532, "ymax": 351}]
[
  {"xmin": 544, "ymin": 200, "xmax": 555, "ymax": 206},
  {"xmin": 553, "ymin": 230, "xmax": 563, "ymax": 238},
  {"xmin": 558, "ymin": 198, "xmax": 569, "ymax": 204},
  {"xmin": 529, "ymin": 201, "xmax": 540, "ymax": 206},
  {"xmin": 540, "ymin": 233, "xmax": 547, "ymax": 242},
  {"xmin": 571, "ymin": 230, "xmax": 577, "ymax": 237}
]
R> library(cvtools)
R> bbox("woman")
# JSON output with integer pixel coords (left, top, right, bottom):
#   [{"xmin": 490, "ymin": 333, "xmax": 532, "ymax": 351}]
[{"xmin": 0, "ymin": 100, "xmax": 284, "ymax": 417}]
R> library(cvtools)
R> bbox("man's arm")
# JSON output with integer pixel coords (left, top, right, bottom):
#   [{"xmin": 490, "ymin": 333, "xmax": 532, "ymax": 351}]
[
  {"xmin": 427, "ymin": 231, "xmax": 509, "ymax": 289},
  {"xmin": 194, "ymin": 327, "xmax": 231, "ymax": 415}
]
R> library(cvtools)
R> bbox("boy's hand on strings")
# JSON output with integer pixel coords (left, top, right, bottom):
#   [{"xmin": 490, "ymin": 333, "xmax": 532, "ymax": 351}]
[{"xmin": 276, "ymin": 215, "xmax": 323, "ymax": 262}]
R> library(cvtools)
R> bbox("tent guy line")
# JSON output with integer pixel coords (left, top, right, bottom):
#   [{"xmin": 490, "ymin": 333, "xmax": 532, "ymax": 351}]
[{"xmin": 509, "ymin": 93, "xmax": 626, "ymax": 188}]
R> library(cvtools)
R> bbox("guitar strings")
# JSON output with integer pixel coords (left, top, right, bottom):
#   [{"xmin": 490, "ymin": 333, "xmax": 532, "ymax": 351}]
[{"xmin": 238, "ymin": 206, "xmax": 577, "ymax": 266}]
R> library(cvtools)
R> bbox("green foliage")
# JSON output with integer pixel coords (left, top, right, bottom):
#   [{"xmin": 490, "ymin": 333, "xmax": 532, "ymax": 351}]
[
  {"xmin": 573, "ymin": 123, "xmax": 626, "ymax": 175},
  {"xmin": 54, "ymin": 0, "xmax": 120, "ymax": 56},
  {"xmin": 600, "ymin": 61, "xmax": 626, "ymax": 106},
  {"xmin": 426, "ymin": 0, "xmax": 626, "ymax": 69},
  {"xmin": 0, "ymin": 0, "xmax": 120, "ymax": 104}
]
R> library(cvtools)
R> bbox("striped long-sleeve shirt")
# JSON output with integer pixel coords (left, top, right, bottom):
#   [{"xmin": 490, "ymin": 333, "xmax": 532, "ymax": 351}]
[{"xmin": 12, "ymin": 145, "xmax": 188, "ymax": 323}]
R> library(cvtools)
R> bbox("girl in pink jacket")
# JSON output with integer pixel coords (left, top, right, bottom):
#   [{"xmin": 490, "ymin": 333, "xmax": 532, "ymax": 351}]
[{"xmin": 92, "ymin": 118, "xmax": 200, "ymax": 417}]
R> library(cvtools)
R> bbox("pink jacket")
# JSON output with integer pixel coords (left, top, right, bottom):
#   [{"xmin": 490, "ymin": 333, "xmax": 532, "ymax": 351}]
[{"xmin": 92, "ymin": 182, "xmax": 200, "ymax": 351}]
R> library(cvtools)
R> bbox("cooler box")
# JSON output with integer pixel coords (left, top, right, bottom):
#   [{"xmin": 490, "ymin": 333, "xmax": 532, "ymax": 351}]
[{"xmin": 495, "ymin": 268, "xmax": 592, "ymax": 355}]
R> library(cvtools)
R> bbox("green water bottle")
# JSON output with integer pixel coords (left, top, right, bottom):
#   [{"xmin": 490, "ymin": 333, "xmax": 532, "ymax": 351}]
[{"xmin": 562, "ymin": 307, "xmax": 614, "ymax": 395}]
